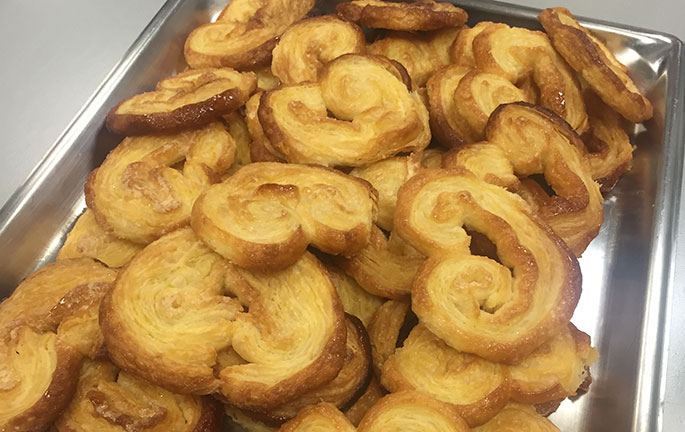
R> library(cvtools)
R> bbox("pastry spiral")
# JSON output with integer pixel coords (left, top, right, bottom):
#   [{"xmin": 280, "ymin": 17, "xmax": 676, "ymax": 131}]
[
  {"xmin": 367, "ymin": 300, "xmax": 410, "ymax": 377},
  {"xmin": 191, "ymin": 162, "xmax": 377, "ymax": 271},
  {"xmin": 336, "ymin": 1, "xmax": 467, "ymax": 31},
  {"xmin": 57, "ymin": 210, "xmax": 143, "ymax": 268},
  {"xmin": 394, "ymin": 167, "xmax": 581, "ymax": 363},
  {"xmin": 277, "ymin": 403, "xmax": 355, "ymax": 432},
  {"xmin": 258, "ymin": 54, "xmax": 431, "ymax": 166},
  {"xmin": 245, "ymin": 92, "xmax": 285, "ymax": 163},
  {"xmin": 472, "ymin": 403, "xmax": 559, "ymax": 432},
  {"xmin": 53, "ymin": 359, "xmax": 222, "ymax": 432},
  {"xmin": 86, "ymin": 122, "xmax": 235, "ymax": 244},
  {"xmin": 107, "ymin": 68, "xmax": 257, "ymax": 136},
  {"xmin": 184, "ymin": 0, "xmax": 315, "ymax": 70},
  {"xmin": 272, "ymin": 16, "xmax": 366, "ymax": 85},
  {"xmin": 368, "ymin": 28, "xmax": 460, "ymax": 87},
  {"xmin": 357, "ymin": 391, "xmax": 470, "ymax": 432},
  {"xmin": 442, "ymin": 142, "xmax": 519, "ymax": 190},
  {"xmin": 328, "ymin": 267, "xmax": 384, "ymax": 327},
  {"xmin": 538, "ymin": 7, "xmax": 653, "ymax": 122}
]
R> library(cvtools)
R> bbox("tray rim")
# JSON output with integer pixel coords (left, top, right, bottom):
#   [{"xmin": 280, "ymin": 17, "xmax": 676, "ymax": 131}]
[{"xmin": 0, "ymin": 0, "xmax": 682, "ymax": 430}]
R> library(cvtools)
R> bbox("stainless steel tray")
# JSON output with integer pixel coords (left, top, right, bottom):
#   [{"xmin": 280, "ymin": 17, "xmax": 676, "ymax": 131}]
[{"xmin": 0, "ymin": 0, "xmax": 682, "ymax": 430}]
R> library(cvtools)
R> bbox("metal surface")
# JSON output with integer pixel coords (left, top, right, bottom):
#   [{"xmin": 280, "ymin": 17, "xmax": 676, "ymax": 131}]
[{"xmin": 0, "ymin": 0, "xmax": 682, "ymax": 430}]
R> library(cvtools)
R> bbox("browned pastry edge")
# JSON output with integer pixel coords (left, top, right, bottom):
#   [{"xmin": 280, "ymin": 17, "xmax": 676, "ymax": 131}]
[
  {"xmin": 185, "ymin": 34, "xmax": 279, "ymax": 71},
  {"xmin": 336, "ymin": 1, "xmax": 467, "ymax": 31},
  {"xmin": 192, "ymin": 397, "xmax": 225, "ymax": 432},
  {"xmin": 106, "ymin": 87, "xmax": 251, "ymax": 136},
  {"xmin": 3, "ymin": 338, "xmax": 83, "ymax": 432}
]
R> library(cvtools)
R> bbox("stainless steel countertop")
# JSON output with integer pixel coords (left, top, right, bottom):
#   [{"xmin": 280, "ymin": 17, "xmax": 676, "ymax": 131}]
[{"xmin": 0, "ymin": 0, "xmax": 682, "ymax": 429}]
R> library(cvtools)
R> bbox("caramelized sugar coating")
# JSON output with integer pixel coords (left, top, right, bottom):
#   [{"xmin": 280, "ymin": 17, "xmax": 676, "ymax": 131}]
[
  {"xmin": 357, "ymin": 391, "xmax": 470, "ymax": 432},
  {"xmin": 336, "ymin": 0, "xmax": 467, "ymax": 31},
  {"xmin": 107, "ymin": 68, "xmax": 257, "ymax": 136},
  {"xmin": 539, "ymin": 7, "xmax": 653, "ymax": 122},
  {"xmin": 368, "ymin": 28, "xmax": 460, "ymax": 87},
  {"xmin": 582, "ymin": 90, "xmax": 634, "ymax": 192},
  {"xmin": 472, "ymin": 403, "xmax": 560, "ymax": 432},
  {"xmin": 53, "ymin": 359, "xmax": 222, "ymax": 432},
  {"xmin": 184, "ymin": 0, "xmax": 315, "ymax": 70},
  {"xmin": 101, "ymin": 228, "xmax": 347, "ymax": 409},
  {"xmin": 442, "ymin": 142, "xmax": 519, "ymax": 190},
  {"xmin": 367, "ymin": 300, "xmax": 410, "ymax": 377},
  {"xmin": 344, "ymin": 378, "xmax": 385, "ymax": 426},
  {"xmin": 272, "ymin": 16, "xmax": 366, "ymax": 85},
  {"xmin": 335, "ymin": 226, "xmax": 424, "ymax": 299},
  {"xmin": 394, "ymin": 168, "xmax": 581, "ymax": 363},
  {"xmin": 328, "ymin": 267, "xmax": 384, "ymax": 327},
  {"xmin": 259, "ymin": 54, "xmax": 430, "ymax": 166},
  {"xmin": 191, "ymin": 163, "xmax": 377, "ymax": 271},
  {"xmin": 57, "ymin": 210, "xmax": 143, "ymax": 268},
  {"xmin": 86, "ymin": 122, "xmax": 235, "ymax": 244},
  {"xmin": 277, "ymin": 403, "xmax": 355, "ymax": 432}
]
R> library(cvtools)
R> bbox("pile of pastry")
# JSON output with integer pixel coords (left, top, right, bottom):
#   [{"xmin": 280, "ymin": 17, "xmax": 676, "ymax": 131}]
[{"xmin": 0, "ymin": 0, "xmax": 653, "ymax": 431}]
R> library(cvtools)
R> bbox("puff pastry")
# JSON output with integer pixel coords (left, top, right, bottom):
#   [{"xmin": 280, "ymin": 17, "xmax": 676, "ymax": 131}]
[
  {"xmin": 277, "ymin": 403, "xmax": 355, "ymax": 432},
  {"xmin": 394, "ymin": 168, "xmax": 581, "ymax": 363},
  {"xmin": 107, "ymin": 68, "xmax": 257, "ymax": 136},
  {"xmin": 328, "ymin": 267, "xmax": 384, "ymax": 327},
  {"xmin": 472, "ymin": 403, "xmax": 559, "ymax": 432},
  {"xmin": 368, "ymin": 28, "xmax": 460, "ymax": 87},
  {"xmin": 258, "ymin": 54, "xmax": 431, "ymax": 166},
  {"xmin": 336, "ymin": 1, "xmax": 467, "ymax": 31},
  {"xmin": 86, "ymin": 121, "xmax": 235, "ymax": 244},
  {"xmin": 57, "ymin": 210, "xmax": 143, "ymax": 268},
  {"xmin": 344, "ymin": 378, "xmax": 384, "ymax": 426},
  {"xmin": 245, "ymin": 92, "xmax": 285, "ymax": 163},
  {"xmin": 191, "ymin": 162, "xmax": 377, "ymax": 271},
  {"xmin": 53, "ymin": 359, "xmax": 222, "ymax": 432},
  {"xmin": 184, "ymin": 0, "xmax": 315, "ymax": 70},
  {"xmin": 272, "ymin": 16, "xmax": 366, "ymax": 85},
  {"xmin": 539, "ymin": 7, "xmax": 653, "ymax": 122},
  {"xmin": 442, "ymin": 142, "xmax": 519, "ymax": 190},
  {"xmin": 223, "ymin": 111, "xmax": 253, "ymax": 167},
  {"xmin": 357, "ymin": 391, "xmax": 470, "ymax": 432},
  {"xmin": 366, "ymin": 300, "xmax": 410, "ymax": 377}
]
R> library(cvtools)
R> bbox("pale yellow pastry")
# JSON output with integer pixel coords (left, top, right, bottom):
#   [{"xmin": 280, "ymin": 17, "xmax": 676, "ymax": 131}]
[
  {"xmin": 473, "ymin": 403, "xmax": 560, "ymax": 432},
  {"xmin": 328, "ymin": 267, "xmax": 384, "ymax": 327},
  {"xmin": 367, "ymin": 300, "xmax": 410, "ymax": 377},
  {"xmin": 344, "ymin": 378, "xmax": 384, "ymax": 426}
]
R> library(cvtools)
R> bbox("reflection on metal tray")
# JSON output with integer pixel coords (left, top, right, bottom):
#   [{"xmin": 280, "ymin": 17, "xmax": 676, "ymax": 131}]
[{"xmin": 0, "ymin": 0, "xmax": 682, "ymax": 430}]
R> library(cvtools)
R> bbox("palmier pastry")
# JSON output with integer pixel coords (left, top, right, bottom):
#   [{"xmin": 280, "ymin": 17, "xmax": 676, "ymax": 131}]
[
  {"xmin": 271, "ymin": 16, "xmax": 366, "ymax": 85},
  {"xmin": 344, "ymin": 378, "xmax": 384, "ymax": 426},
  {"xmin": 442, "ymin": 142, "xmax": 519, "ymax": 190},
  {"xmin": 368, "ymin": 28, "xmax": 460, "ymax": 87},
  {"xmin": 328, "ymin": 267, "xmax": 384, "ymax": 327},
  {"xmin": 101, "ymin": 228, "xmax": 346, "ymax": 409},
  {"xmin": 357, "ymin": 391, "xmax": 470, "ymax": 432},
  {"xmin": 184, "ymin": 0, "xmax": 315, "ymax": 70},
  {"xmin": 107, "ymin": 68, "xmax": 257, "ymax": 136},
  {"xmin": 367, "ymin": 300, "xmax": 410, "ymax": 377},
  {"xmin": 57, "ymin": 210, "xmax": 143, "ymax": 268},
  {"xmin": 252, "ymin": 66, "xmax": 281, "ymax": 91},
  {"xmin": 258, "ymin": 54, "xmax": 431, "ymax": 166},
  {"xmin": 336, "ymin": 1, "xmax": 467, "ymax": 31},
  {"xmin": 394, "ymin": 168, "xmax": 581, "ymax": 362},
  {"xmin": 539, "ymin": 7, "xmax": 653, "ymax": 122},
  {"xmin": 191, "ymin": 162, "xmax": 377, "ymax": 271},
  {"xmin": 451, "ymin": 22, "xmax": 506, "ymax": 68},
  {"xmin": 581, "ymin": 90, "xmax": 634, "ymax": 192},
  {"xmin": 86, "ymin": 122, "xmax": 235, "ymax": 244},
  {"xmin": 277, "ymin": 403, "xmax": 355, "ymax": 432},
  {"xmin": 245, "ymin": 92, "xmax": 285, "ymax": 163},
  {"xmin": 53, "ymin": 359, "xmax": 222, "ymax": 432},
  {"xmin": 223, "ymin": 111, "xmax": 253, "ymax": 167},
  {"xmin": 472, "ymin": 403, "xmax": 559, "ymax": 432}
]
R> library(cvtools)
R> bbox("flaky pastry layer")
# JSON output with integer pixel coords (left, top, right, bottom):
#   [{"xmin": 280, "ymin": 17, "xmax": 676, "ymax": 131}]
[{"xmin": 336, "ymin": 0, "xmax": 467, "ymax": 31}]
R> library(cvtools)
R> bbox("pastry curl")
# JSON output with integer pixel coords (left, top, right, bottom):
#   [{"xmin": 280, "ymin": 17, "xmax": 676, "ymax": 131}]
[
  {"xmin": 442, "ymin": 142, "xmax": 519, "ymax": 190},
  {"xmin": 328, "ymin": 267, "xmax": 384, "ymax": 327},
  {"xmin": 336, "ymin": 1, "xmax": 467, "ymax": 31},
  {"xmin": 538, "ymin": 7, "xmax": 653, "ymax": 122},
  {"xmin": 344, "ymin": 378, "xmax": 384, "ymax": 426},
  {"xmin": 472, "ymin": 403, "xmax": 559, "ymax": 432},
  {"xmin": 259, "ymin": 54, "xmax": 431, "ymax": 166},
  {"xmin": 191, "ymin": 162, "xmax": 377, "ymax": 271},
  {"xmin": 58, "ymin": 210, "xmax": 143, "ymax": 268},
  {"xmin": 86, "ymin": 122, "xmax": 235, "ymax": 244},
  {"xmin": 394, "ymin": 168, "xmax": 581, "ymax": 362},
  {"xmin": 335, "ymin": 225, "xmax": 423, "ymax": 299},
  {"xmin": 367, "ymin": 300, "xmax": 410, "ymax": 377},
  {"xmin": 357, "ymin": 391, "xmax": 470, "ymax": 432},
  {"xmin": 53, "ymin": 359, "xmax": 222, "ymax": 432},
  {"xmin": 451, "ymin": 22, "xmax": 506, "ymax": 68},
  {"xmin": 223, "ymin": 111, "xmax": 253, "ymax": 167},
  {"xmin": 465, "ymin": 24, "xmax": 588, "ymax": 134},
  {"xmin": 107, "ymin": 68, "xmax": 257, "ymax": 136},
  {"xmin": 582, "ymin": 90, "xmax": 633, "ymax": 192},
  {"xmin": 245, "ymin": 92, "xmax": 285, "ymax": 163},
  {"xmin": 272, "ymin": 16, "xmax": 366, "ymax": 85},
  {"xmin": 368, "ymin": 28, "xmax": 460, "ymax": 87},
  {"xmin": 277, "ymin": 403, "xmax": 355, "ymax": 432},
  {"xmin": 184, "ymin": 0, "xmax": 315, "ymax": 70}
]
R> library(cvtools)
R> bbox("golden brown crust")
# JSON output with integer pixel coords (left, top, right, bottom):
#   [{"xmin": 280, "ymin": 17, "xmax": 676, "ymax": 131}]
[
  {"xmin": 472, "ymin": 403, "xmax": 560, "ymax": 432},
  {"xmin": 223, "ymin": 111, "xmax": 253, "ymax": 167},
  {"xmin": 245, "ymin": 92, "xmax": 285, "ymax": 163},
  {"xmin": 442, "ymin": 142, "xmax": 519, "ymax": 190},
  {"xmin": 106, "ymin": 68, "xmax": 257, "ymax": 136},
  {"xmin": 277, "ymin": 403, "xmax": 355, "ymax": 432},
  {"xmin": 394, "ymin": 168, "xmax": 581, "ymax": 363},
  {"xmin": 328, "ymin": 267, "xmax": 384, "ymax": 327},
  {"xmin": 367, "ymin": 300, "xmax": 410, "ymax": 377},
  {"xmin": 272, "ymin": 16, "xmax": 366, "ymax": 85},
  {"xmin": 184, "ymin": 0, "xmax": 316, "ymax": 70},
  {"xmin": 191, "ymin": 162, "xmax": 377, "ymax": 271},
  {"xmin": 336, "ymin": 1, "xmax": 467, "ymax": 31},
  {"xmin": 538, "ymin": 7, "xmax": 653, "ymax": 122},
  {"xmin": 343, "ymin": 378, "xmax": 385, "ymax": 426},
  {"xmin": 259, "ymin": 54, "xmax": 431, "ymax": 167},
  {"xmin": 357, "ymin": 391, "xmax": 470, "ymax": 431},
  {"xmin": 425, "ymin": 65, "xmax": 474, "ymax": 147},
  {"xmin": 86, "ymin": 122, "xmax": 236, "ymax": 244}
]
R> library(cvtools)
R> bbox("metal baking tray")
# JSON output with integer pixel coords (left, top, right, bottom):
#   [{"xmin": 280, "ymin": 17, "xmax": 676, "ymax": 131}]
[{"xmin": 0, "ymin": 0, "xmax": 682, "ymax": 430}]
